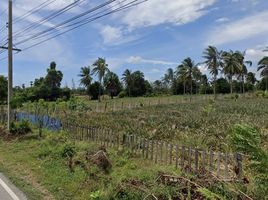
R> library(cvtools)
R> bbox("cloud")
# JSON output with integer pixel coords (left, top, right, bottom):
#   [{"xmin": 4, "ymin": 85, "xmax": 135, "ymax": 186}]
[
  {"xmin": 120, "ymin": 0, "xmax": 216, "ymax": 30},
  {"xmin": 245, "ymin": 46, "xmax": 268, "ymax": 62},
  {"xmin": 207, "ymin": 11, "xmax": 268, "ymax": 45},
  {"xmin": 127, "ymin": 56, "xmax": 177, "ymax": 65},
  {"xmin": 100, "ymin": 25, "xmax": 123, "ymax": 44},
  {"xmin": 215, "ymin": 17, "xmax": 229, "ymax": 23}
]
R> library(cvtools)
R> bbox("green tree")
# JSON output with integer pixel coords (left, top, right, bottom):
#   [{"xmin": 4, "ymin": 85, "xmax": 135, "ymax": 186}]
[
  {"xmin": 176, "ymin": 64, "xmax": 188, "ymax": 95},
  {"xmin": 103, "ymin": 72, "xmax": 122, "ymax": 98},
  {"xmin": 192, "ymin": 66, "xmax": 202, "ymax": 94},
  {"xmin": 257, "ymin": 56, "xmax": 268, "ymax": 91},
  {"xmin": 181, "ymin": 57, "xmax": 197, "ymax": 98},
  {"xmin": 162, "ymin": 68, "xmax": 174, "ymax": 91},
  {"xmin": 44, "ymin": 62, "xmax": 63, "ymax": 89},
  {"xmin": 122, "ymin": 69, "xmax": 133, "ymax": 96},
  {"xmin": 92, "ymin": 58, "xmax": 109, "ymax": 102},
  {"xmin": 222, "ymin": 51, "xmax": 241, "ymax": 94},
  {"xmin": 235, "ymin": 51, "xmax": 252, "ymax": 95},
  {"xmin": 203, "ymin": 46, "xmax": 222, "ymax": 99},
  {"xmin": 88, "ymin": 82, "xmax": 103, "ymax": 100},
  {"xmin": 246, "ymin": 72, "xmax": 257, "ymax": 85},
  {"xmin": 0, "ymin": 76, "xmax": 7, "ymax": 104},
  {"xmin": 78, "ymin": 66, "xmax": 92, "ymax": 89}
]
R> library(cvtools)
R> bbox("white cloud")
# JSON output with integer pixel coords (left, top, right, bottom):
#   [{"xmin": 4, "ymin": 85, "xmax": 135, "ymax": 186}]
[
  {"xmin": 99, "ymin": 25, "xmax": 140, "ymax": 45},
  {"xmin": 120, "ymin": 0, "xmax": 216, "ymax": 30},
  {"xmin": 245, "ymin": 46, "xmax": 268, "ymax": 62},
  {"xmin": 127, "ymin": 56, "xmax": 177, "ymax": 65},
  {"xmin": 207, "ymin": 11, "xmax": 268, "ymax": 45},
  {"xmin": 215, "ymin": 17, "xmax": 229, "ymax": 23},
  {"xmin": 100, "ymin": 25, "xmax": 123, "ymax": 44}
]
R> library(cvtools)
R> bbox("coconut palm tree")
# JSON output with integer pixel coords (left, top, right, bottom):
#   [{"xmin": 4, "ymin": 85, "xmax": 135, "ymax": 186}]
[
  {"xmin": 162, "ymin": 68, "xmax": 174, "ymax": 89},
  {"xmin": 258, "ymin": 56, "xmax": 268, "ymax": 91},
  {"xmin": 235, "ymin": 51, "xmax": 252, "ymax": 95},
  {"xmin": 78, "ymin": 66, "xmax": 92, "ymax": 89},
  {"xmin": 92, "ymin": 57, "xmax": 109, "ymax": 102},
  {"xmin": 203, "ymin": 46, "xmax": 222, "ymax": 99},
  {"xmin": 181, "ymin": 57, "xmax": 197, "ymax": 99},
  {"xmin": 222, "ymin": 50, "xmax": 242, "ymax": 94},
  {"xmin": 122, "ymin": 69, "xmax": 133, "ymax": 96},
  {"xmin": 176, "ymin": 64, "xmax": 188, "ymax": 95},
  {"xmin": 193, "ymin": 66, "xmax": 202, "ymax": 94}
]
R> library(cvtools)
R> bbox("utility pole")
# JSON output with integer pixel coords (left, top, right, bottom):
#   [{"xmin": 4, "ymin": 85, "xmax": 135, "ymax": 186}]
[
  {"xmin": 0, "ymin": 0, "xmax": 20, "ymax": 131},
  {"xmin": 7, "ymin": 0, "xmax": 13, "ymax": 131}
]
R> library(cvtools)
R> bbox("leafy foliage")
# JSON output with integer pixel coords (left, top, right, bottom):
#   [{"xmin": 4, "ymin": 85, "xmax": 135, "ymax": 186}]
[{"xmin": 229, "ymin": 124, "xmax": 268, "ymax": 197}]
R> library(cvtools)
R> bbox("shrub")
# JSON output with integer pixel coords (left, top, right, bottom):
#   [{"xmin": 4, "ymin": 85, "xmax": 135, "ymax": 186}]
[
  {"xmin": 10, "ymin": 120, "xmax": 32, "ymax": 135},
  {"xmin": 229, "ymin": 124, "xmax": 268, "ymax": 197},
  {"xmin": 118, "ymin": 91, "xmax": 126, "ymax": 98}
]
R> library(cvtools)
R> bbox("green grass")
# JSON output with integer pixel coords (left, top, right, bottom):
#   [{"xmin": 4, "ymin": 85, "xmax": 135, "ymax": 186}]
[
  {"xmin": 1, "ymin": 96, "xmax": 267, "ymax": 199},
  {"xmin": 0, "ymin": 130, "xmax": 184, "ymax": 200}
]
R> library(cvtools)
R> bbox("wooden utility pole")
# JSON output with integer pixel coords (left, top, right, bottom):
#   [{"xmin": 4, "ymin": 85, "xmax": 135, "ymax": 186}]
[{"xmin": 7, "ymin": 0, "xmax": 13, "ymax": 131}]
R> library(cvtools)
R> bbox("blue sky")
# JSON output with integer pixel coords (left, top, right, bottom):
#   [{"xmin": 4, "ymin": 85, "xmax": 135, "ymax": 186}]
[{"xmin": 0, "ymin": 0, "xmax": 268, "ymax": 87}]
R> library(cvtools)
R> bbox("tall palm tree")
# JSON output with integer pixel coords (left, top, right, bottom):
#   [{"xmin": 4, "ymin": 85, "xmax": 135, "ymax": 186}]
[
  {"xmin": 193, "ymin": 66, "xmax": 202, "ymax": 94},
  {"xmin": 162, "ymin": 68, "xmax": 174, "ymax": 89},
  {"xmin": 203, "ymin": 46, "xmax": 222, "ymax": 99},
  {"xmin": 78, "ymin": 66, "xmax": 92, "ymax": 89},
  {"xmin": 181, "ymin": 57, "xmax": 197, "ymax": 98},
  {"xmin": 222, "ymin": 51, "xmax": 242, "ymax": 94},
  {"xmin": 92, "ymin": 57, "xmax": 109, "ymax": 102},
  {"xmin": 122, "ymin": 69, "xmax": 132, "ymax": 96},
  {"xmin": 258, "ymin": 56, "xmax": 268, "ymax": 91},
  {"xmin": 176, "ymin": 64, "xmax": 188, "ymax": 95},
  {"xmin": 235, "ymin": 51, "xmax": 252, "ymax": 95}
]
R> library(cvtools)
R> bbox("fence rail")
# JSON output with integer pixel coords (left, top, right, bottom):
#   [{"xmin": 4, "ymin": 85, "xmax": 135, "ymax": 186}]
[{"xmin": 61, "ymin": 121, "xmax": 243, "ymax": 181}]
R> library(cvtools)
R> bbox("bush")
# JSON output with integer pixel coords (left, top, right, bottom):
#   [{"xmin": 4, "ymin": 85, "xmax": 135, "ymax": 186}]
[
  {"xmin": 229, "ymin": 124, "xmax": 268, "ymax": 197},
  {"xmin": 118, "ymin": 91, "xmax": 127, "ymax": 98},
  {"xmin": 10, "ymin": 120, "xmax": 32, "ymax": 135}
]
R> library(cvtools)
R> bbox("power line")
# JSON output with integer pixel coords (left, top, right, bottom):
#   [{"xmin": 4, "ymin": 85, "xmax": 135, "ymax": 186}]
[
  {"xmin": 19, "ymin": 0, "xmax": 129, "ymax": 44},
  {"xmin": 15, "ymin": 0, "xmax": 117, "ymax": 46},
  {"xmin": 13, "ymin": 0, "xmax": 84, "ymax": 39},
  {"xmin": 13, "ymin": 0, "xmax": 58, "ymax": 24},
  {"xmin": 0, "ymin": 0, "xmax": 83, "ymax": 44},
  {"xmin": 0, "ymin": 0, "xmax": 147, "ymax": 61}
]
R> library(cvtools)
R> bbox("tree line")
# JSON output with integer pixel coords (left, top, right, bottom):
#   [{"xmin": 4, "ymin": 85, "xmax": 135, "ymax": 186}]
[{"xmin": 0, "ymin": 46, "xmax": 267, "ymax": 104}]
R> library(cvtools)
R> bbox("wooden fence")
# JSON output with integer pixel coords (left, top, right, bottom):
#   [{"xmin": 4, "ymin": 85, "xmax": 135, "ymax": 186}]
[
  {"xmin": 91, "ymin": 95, "xmax": 216, "ymax": 113},
  {"xmin": 61, "ymin": 121, "xmax": 243, "ymax": 181}
]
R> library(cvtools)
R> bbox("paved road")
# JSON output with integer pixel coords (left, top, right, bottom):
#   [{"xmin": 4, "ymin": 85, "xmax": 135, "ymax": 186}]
[{"xmin": 0, "ymin": 173, "xmax": 27, "ymax": 200}]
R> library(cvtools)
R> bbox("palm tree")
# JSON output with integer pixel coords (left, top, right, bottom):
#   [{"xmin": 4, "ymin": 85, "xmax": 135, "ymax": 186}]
[
  {"xmin": 92, "ymin": 57, "xmax": 109, "ymax": 102},
  {"xmin": 222, "ymin": 50, "xmax": 242, "ymax": 94},
  {"xmin": 78, "ymin": 66, "xmax": 92, "ymax": 89},
  {"xmin": 122, "ymin": 69, "xmax": 133, "ymax": 96},
  {"xmin": 181, "ymin": 57, "xmax": 197, "ymax": 99},
  {"xmin": 203, "ymin": 46, "xmax": 222, "ymax": 99},
  {"xmin": 246, "ymin": 72, "xmax": 257, "ymax": 85},
  {"xmin": 103, "ymin": 72, "xmax": 121, "ymax": 99},
  {"xmin": 193, "ymin": 66, "xmax": 202, "ymax": 94},
  {"xmin": 176, "ymin": 64, "xmax": 188, "ymax": 95},
  {"xmin": 235, "ymin": 51, "xmax": 252, "ymax": 95},
  {"xmin": 258, "ymin": 56, "xmax": 268, "ymax": 91},
  {"xmin": 162, "ymin": 68, "xmax": 174, "ymax": 90}
]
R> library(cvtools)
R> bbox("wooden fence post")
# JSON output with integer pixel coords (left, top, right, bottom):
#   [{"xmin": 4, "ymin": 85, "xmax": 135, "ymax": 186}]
[
  {"xmin": 224, "ymin": 153, "xmax": 229, "ymax": 180},
  {"xmin": 181, "ymin": 146, "xmax": 185, "ymax": 171},
  {"xmin": 150, "ymin": 141, "xmax": 154, "ymax": 160},
  {"xmin": 235, "ymin": 153, "xmax": 242, "ymax": 180},
  {"xmin": 169, "ymin": 144, "xmax": 173, "ymax": 165},
  {"xmin": 209, "ymin": 150, "xmax": 214, "ymax": 174},
  {"xmin": 175, "ymin": 145, "xmax": 178, "ymax": 169},
  {"xmin": 217, "ymin": 152, "xmax": 221, "ymax": 177},
  {"xmin": 194, "ymin": 148, "xmax": 199, "ymax": 173},
  {"xmin": 155, "ymin": 141, "xmax": 158, "ymax": 164},
  {"xmin": 145, "ymin": 139, "xmax": 149, "ymax": 159},
  {"xmin": 188, "ymin": 147, "xmax": 192, "ymax": 172}
]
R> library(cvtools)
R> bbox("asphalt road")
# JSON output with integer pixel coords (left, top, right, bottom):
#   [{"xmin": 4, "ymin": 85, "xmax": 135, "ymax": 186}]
[{"xmin": 0, "ymin": 173, "xmax": 27, "ymax": 200}]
